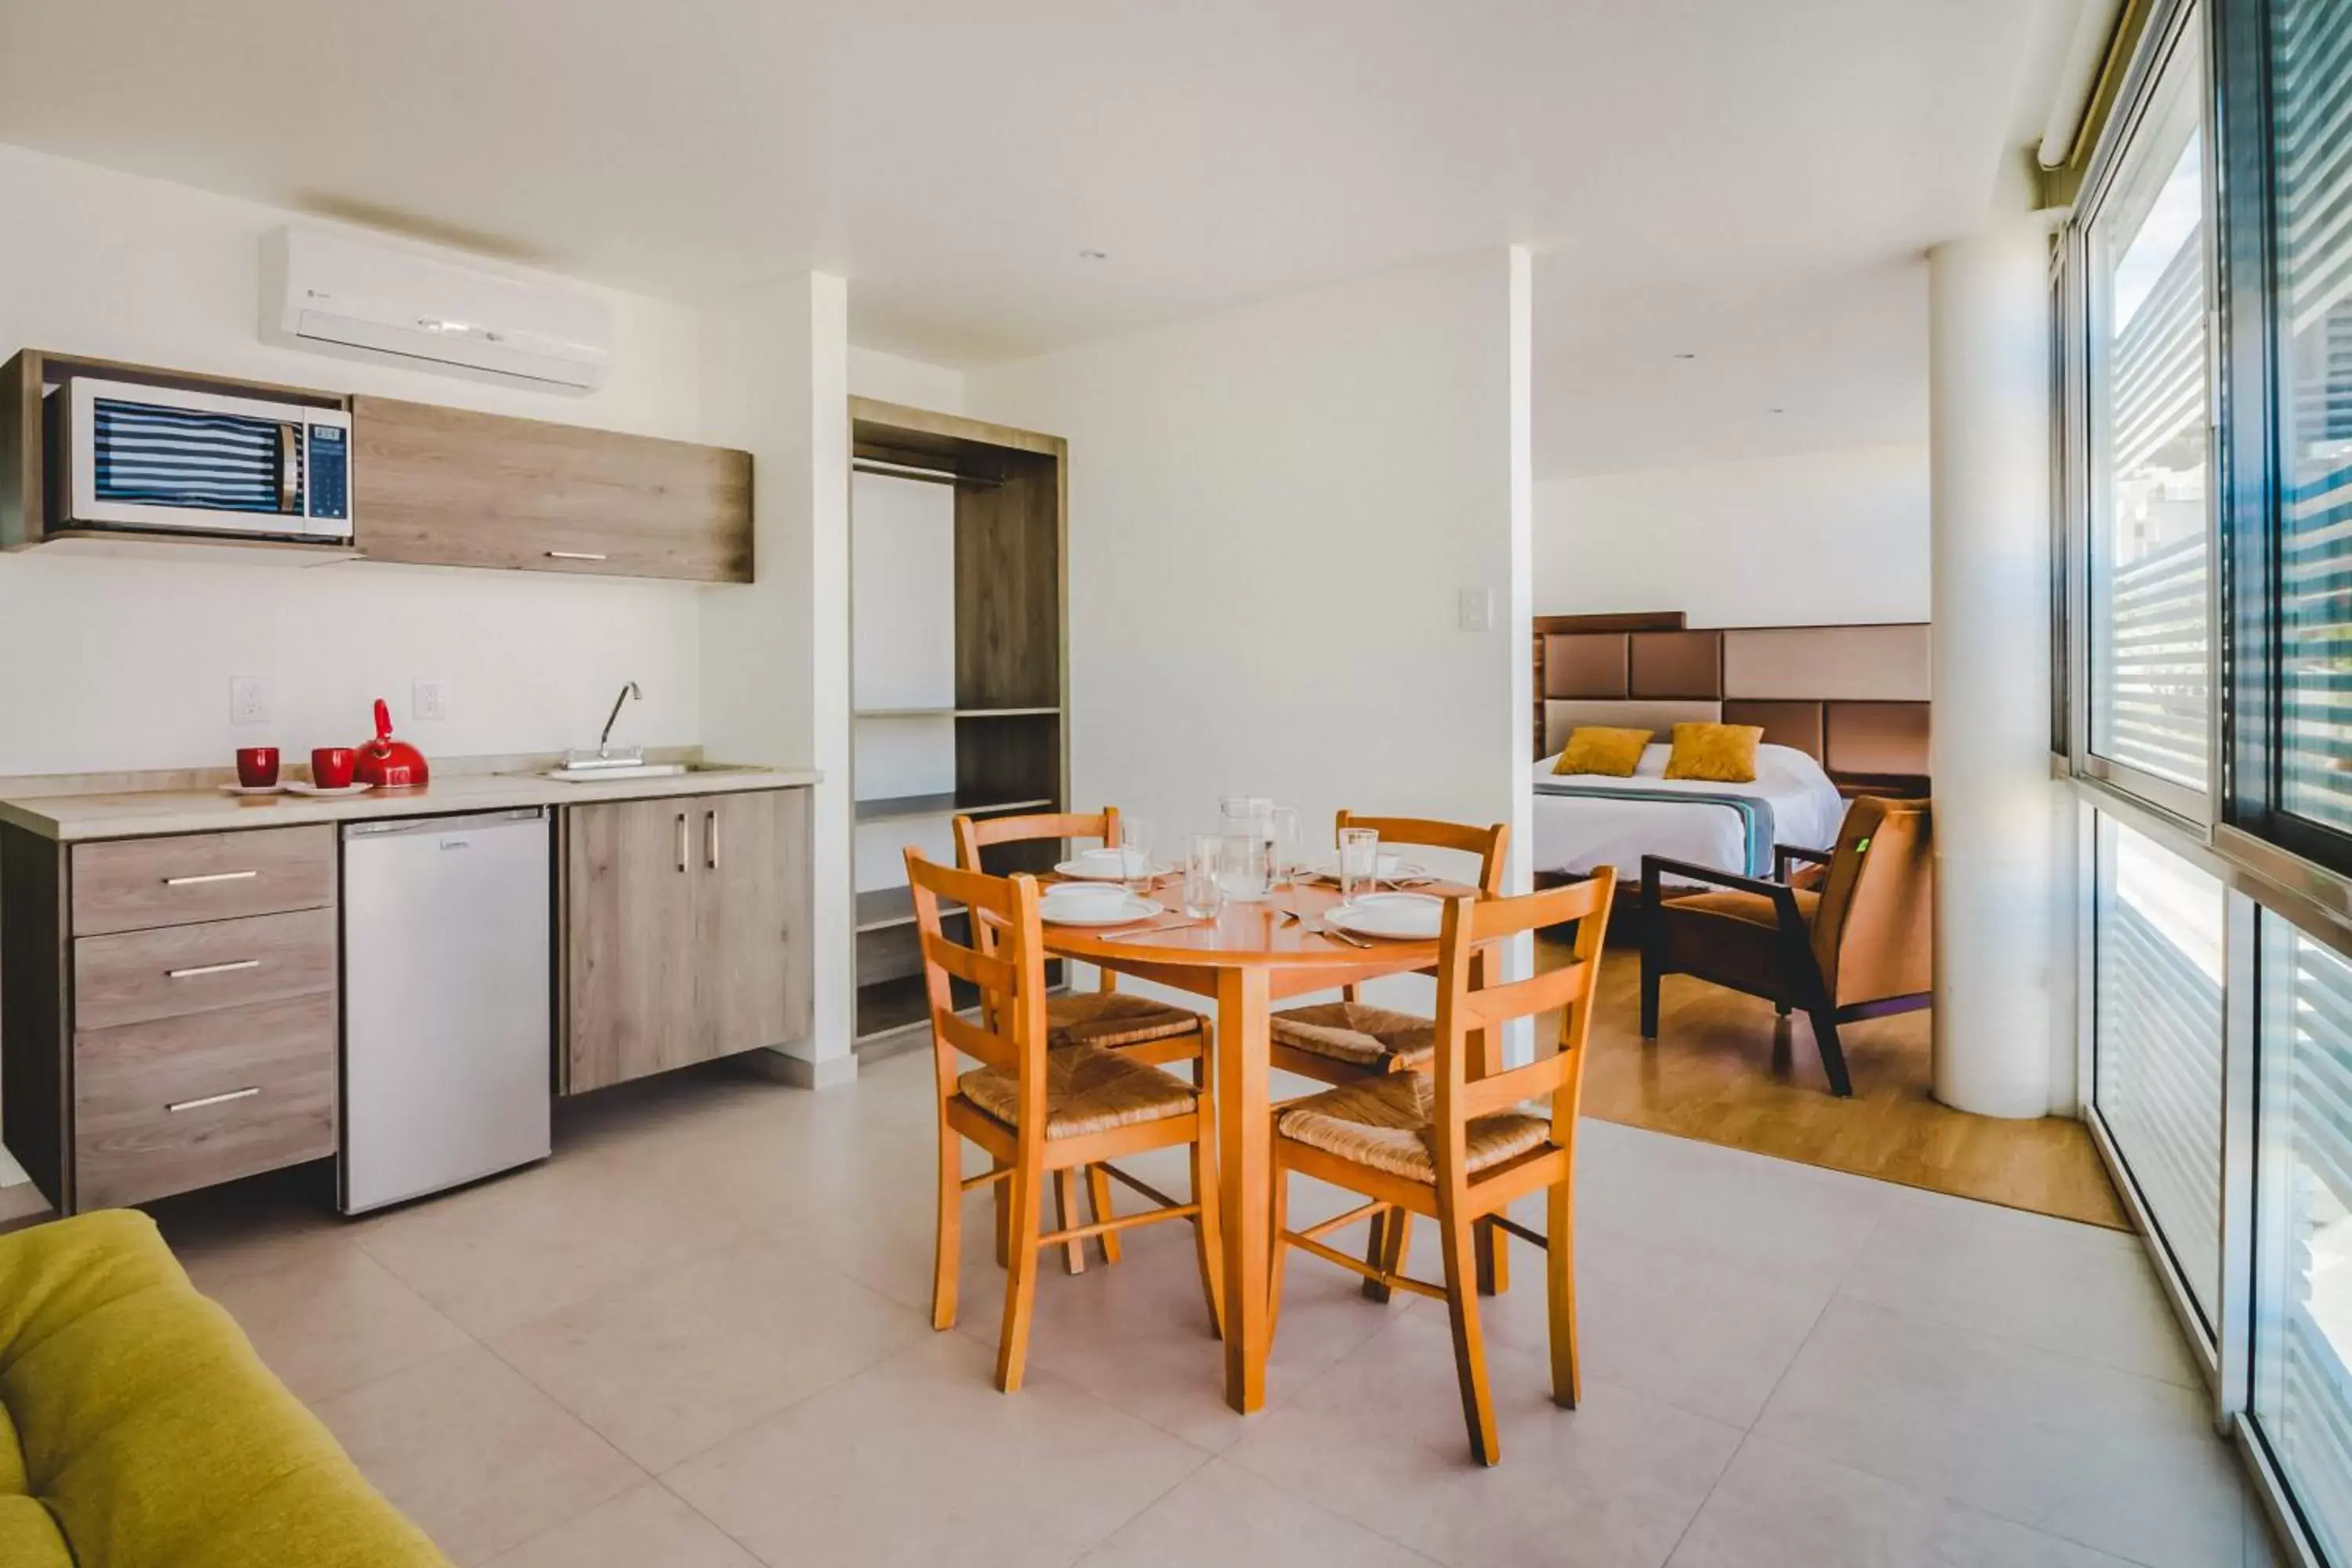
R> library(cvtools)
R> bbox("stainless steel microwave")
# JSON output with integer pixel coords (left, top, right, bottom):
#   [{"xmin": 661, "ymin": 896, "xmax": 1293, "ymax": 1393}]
[{"xmin": 55, "ymin": 376, "xmax": 353, "ymax": 542}]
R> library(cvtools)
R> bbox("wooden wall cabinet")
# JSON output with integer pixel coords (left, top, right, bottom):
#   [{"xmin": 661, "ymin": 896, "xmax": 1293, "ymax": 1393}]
[
  {"xmin": 350, "ymin": 395, "xmax": 754, "ymax": 583},
  {"xmin": 561, "ymin": 787, "xmax": 811, "ymax": 1093}
]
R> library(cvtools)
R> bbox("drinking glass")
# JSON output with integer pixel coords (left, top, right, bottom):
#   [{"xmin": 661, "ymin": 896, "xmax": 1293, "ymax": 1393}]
[
  {"xmin": 1217, "ymin": 831, "xmax": 1270, "ymax": 902},
  {"xmin": 1120, "ymin": 818, "xmax": 1155, "ymax": 895},
  {"xmin": 1267, "ymin": 805, "xmax": 1301, "ymax": 888},
  {"xmin": 1338, "ymin": 826, "xmax": 1381, "ymax": 902},
  {"xmin": 1183, "ymin": 834, "xmax": 1227, "ymax": 920}
]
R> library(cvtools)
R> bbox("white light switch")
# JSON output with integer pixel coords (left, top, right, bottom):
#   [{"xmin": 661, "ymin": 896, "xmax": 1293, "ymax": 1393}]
[
  {"xmin": 1457, "ymin": 586, "xmax": 1497, "ymax": 632},
  {"xmin": 412, "ymin": 677, "xmax": 451, "ymax": 721},
  {"xmin": 230, "ymin": 677, "xmax": 271, "ymax": 725}
]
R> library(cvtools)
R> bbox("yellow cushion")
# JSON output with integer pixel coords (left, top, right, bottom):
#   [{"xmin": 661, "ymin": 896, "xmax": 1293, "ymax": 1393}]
[
  {"xmin": 1663, "ymin": 722, "xmax": 1763, "ymax": 783},
  {"xmin": 0, "ymin": 1209, "xmax": 450, "ymax": 1568},
  {"xmin": 0, "ymin": 1495, "xmax": 71, "ymax": 1567},
  {"xmin": 1552, "ymin": 727, "xmax": 1652, "ymax": 778}
]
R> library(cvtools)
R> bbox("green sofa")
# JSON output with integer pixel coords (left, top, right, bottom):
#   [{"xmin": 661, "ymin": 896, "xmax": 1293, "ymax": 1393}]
[{"xmin": 0, "ymin": 1209, "xmax": 448, "ymax": 1566}]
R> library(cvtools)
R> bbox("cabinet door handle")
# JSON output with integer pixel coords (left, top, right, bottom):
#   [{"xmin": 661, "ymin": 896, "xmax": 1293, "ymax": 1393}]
[
  {"xmin": 706, "ymin": 809, "xmax": 718, "ymax": 870},
  {"xmin": 164, "ymin": 869, "xmax": 258, "ymax": 887},
  {"xmin": 167, "ymin": 959, "xmax": 260, "ymax": 980},
  {"xmin": 168, "ymin": 1086, "xmax": 259, "ymax": 1114},
  {"xmin": 546, "ymin": 550, "xmax": 609, "ymax": 562},
  {"xmin": 676, "ymin": 812, "xmax": 688, "ymax": 873}
]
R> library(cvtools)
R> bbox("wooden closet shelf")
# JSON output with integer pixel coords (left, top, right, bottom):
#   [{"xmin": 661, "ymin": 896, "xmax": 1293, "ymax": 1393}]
[
  {"xmin": 852, "ymin": 793, "xmax": 1056, "ymax": 826},
  {"xmin": 852, "ymin": 706, "xmax": 1061, "ymax": 720}
]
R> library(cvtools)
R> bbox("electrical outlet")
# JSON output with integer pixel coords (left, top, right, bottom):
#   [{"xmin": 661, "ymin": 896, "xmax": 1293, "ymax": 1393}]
[
  {"xmin": 412, "ymin": 677, "xmax": 450, "ymax": 721},
  {"xmin": 1457, "ymin": 586, "xmax": 1497, "ymax": 632},
  {"xmin": 230, "ymin": 677, "xmax": 271, "ymax": 725}
]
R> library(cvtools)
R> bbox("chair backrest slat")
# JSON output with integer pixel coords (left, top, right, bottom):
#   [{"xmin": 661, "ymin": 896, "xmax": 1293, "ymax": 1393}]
[
  {"xmin": 1429, "ymin": 866, "xmax": 1617, "ymax": 1187},
  {"xmin": 936, "ymin": 1006, "xmax": 1020, "ymax": 1073},
  {"xmin": 1335, "ymin": 811, "xmax": 1508, "ymax": 896},
  {"xmin": 921, "ymin": 928, "xmax": 1018, "ymax": 996}
]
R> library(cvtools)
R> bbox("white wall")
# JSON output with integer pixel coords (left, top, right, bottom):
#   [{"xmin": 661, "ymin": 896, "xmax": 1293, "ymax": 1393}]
[
  {"xmin": 699, "ymin": 272, "xmax": 854, "ymax": 1080},
  {"xmin": 847, "ymin": 347, "xmax": 966, "ymax": 414},
  {"xmin": 966, "ymin": 248, "xmax": 1533, "ymax": 1000},
  {"xmin": 0, "ymin": 143, "xmax": 720, "ymax": 774},
  {"xmin": 1533, "ymin": 441, "xmax": 1931, "ymax": 626}
]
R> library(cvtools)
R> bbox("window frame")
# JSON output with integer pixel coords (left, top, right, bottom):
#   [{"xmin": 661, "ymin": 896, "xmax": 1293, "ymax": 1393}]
[{"xmin": 2069, "ymin": 0, "xmax": 2227, "ymax": 829}]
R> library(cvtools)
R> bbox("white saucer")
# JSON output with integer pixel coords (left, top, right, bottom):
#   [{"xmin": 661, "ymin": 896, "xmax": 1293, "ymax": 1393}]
[
  {"xmin": 1325, "ymin": 892, "xmax": 1444, "ymax": 940},
  {"xmin": 1039, "ymin": 892, "xmax": 1163, "ymax": 927},
  {"xmin": 1308, "ymin": 854, "xmax": 1425, "ymax": 880},
  {"xmin": 283, "ymin": 781, "xmax": 376, "ymax": 797},
  {"xmin": 1054, "ymin": 855, "xmax": 1167, "ymax": 881},
  {"xmin": 219, "ymin": 783, "xmax": 287, "ymax": 797}
]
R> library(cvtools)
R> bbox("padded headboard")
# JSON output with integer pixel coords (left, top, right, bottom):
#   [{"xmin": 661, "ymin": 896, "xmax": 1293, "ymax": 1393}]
[{"xmin": 1533, "ymin": 613, "xmax": 1933, "ymax": 789}]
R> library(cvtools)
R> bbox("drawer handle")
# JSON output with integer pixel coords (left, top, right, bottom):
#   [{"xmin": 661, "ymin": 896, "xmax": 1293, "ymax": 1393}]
[
  {"xmin": 167, "ymin": 959, "xmax": 261, "ymax": 980},
  {"xmin": 164, "ymin": 870, "xmax": 258, "ymax": 887},
  {"xmin": 546, "ymin": 550, "xmax": 609, "ymax": 561},
  {"xmin": 167, "ymin": 1087, "xmax": 260, "ymax": 1114}
]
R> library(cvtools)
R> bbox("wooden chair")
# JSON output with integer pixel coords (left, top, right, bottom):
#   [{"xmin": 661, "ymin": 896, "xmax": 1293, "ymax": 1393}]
[
  {"xmin": 1268, "ymin": 811, "xmax": 1509, "ymax": 1299},
  {"xmin": 907, "ymin": 850, "xmax": 1224, "ymax": 1393},
  {"xmin": 1639, "ymin": 796, "xmax": 1933, "ymax": 1098},
  {"xmin": 953, "ymin": 808, "xmax": 1214, "ymax": 1275},
  {"xmin": 1267, "ymin": 871, "xmax": 1616, "ymax": 1465}
]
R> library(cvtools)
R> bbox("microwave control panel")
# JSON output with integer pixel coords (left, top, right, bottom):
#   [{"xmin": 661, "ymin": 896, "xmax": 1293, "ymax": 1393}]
[{"xmin": 307, "ymin": 424, "xmax": 350, "ymax": 521}]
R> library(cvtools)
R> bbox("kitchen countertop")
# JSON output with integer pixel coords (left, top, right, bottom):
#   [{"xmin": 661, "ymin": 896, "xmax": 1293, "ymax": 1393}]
[{"xmin": 0, "ymin": 760, "xmax": 821, "ymax": 842}]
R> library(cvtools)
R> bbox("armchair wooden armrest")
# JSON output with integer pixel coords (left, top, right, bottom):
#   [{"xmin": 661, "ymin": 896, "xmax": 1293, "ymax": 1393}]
[
  {"xmin": 1773, "ymin": 843, "xmax": 1832, "ymax": 881},
  {"xmin": 1639, "ymin": 854, "xmax": 1788, "ymax": 906}
]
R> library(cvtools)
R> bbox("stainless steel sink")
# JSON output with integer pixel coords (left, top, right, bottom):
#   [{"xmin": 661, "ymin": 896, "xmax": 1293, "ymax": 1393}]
[{"xmin": 535, "ymin": 760, "xmax": 766, "ymax": 782}]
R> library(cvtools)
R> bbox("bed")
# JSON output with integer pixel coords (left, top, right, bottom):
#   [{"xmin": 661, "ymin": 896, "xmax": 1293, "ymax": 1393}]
[
  {"xmin": 1530, "ymin": 742, "xmax": 1846, "ymax": 882},
  {"xmin": 1525, "ymin": 612, "xmax": 1932, "ymax": 891}
]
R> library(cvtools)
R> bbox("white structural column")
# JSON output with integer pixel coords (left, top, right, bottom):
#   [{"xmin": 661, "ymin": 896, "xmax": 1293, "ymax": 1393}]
[
  {"xmin": 699, "ymin": 271, "xmax": 857, "ymax": 1088},
  {"xmin": 1927, "ymin": 216, "xmax": 2059, "ymax": 1118}
]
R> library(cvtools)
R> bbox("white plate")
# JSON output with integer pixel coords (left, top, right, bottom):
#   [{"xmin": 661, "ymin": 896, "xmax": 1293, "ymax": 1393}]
[
  {"xmin": 1326, "ymin": 892, "xmax": 1445, "ymax": 940},
  {"xmin": 1039, "ymin": 892, "xmax": 1163, "ymax": 927},
  {"xmin": 1053, "ymin": 855, "xmax": 1167, "ymax": 881},
  {"xmin": 218, "ymin": 783, "xmax": 286, "ymax": 797},
  {"xmin": 282, "ymin": 782, "xmax": 376, "ymax": 797}
]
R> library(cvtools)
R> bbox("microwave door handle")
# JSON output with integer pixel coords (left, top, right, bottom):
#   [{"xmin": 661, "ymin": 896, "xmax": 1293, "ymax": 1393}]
[{"xmin": 278, "ymin": 423, "xmax": 299, "ymax": 514}]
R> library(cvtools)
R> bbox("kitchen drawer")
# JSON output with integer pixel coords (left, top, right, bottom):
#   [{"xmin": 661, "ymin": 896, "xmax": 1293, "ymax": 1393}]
[
  {"xmin": 72, "ymin": 826, "xmax": 335, "ymax": 935},
  {"xmin": 73, "ymin": 907, "xmax": 338, "ymax": 1031},
  {"xmin": 74, "ymin": 990, "xmax": 336, "ymax": 1209}
]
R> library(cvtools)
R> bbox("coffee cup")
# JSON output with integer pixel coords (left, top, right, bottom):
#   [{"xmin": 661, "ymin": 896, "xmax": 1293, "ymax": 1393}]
[
  {"xmin": 235, "ymin": 746, "xmax": 280, "ymax": 789},
  {"xmin": 310, "ymin": 747, "xmax": 358, "ymax": 789}
]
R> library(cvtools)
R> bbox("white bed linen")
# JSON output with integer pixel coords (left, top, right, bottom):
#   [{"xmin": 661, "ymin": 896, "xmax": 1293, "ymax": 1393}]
[{"xmin": 1527, "ymin": 742, "xmax": 1845, "ymax": 881}]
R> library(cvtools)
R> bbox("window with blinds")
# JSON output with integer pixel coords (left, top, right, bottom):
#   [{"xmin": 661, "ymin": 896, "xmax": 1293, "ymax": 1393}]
[
  {"xmin": 2273, "ymin": 0, "xmax": 2352, "ymax": 838},
  {"xmin": 2085, "ymin": 22, "xmax": 2212, "ymax": 804},
  {"xmin": 2256, "ymin": 917, "xmax": 2352, "ymax": 1563},
  {"xmin": 2092, "ymin": 815, "xmax": 2224, "ymax": 1331}
]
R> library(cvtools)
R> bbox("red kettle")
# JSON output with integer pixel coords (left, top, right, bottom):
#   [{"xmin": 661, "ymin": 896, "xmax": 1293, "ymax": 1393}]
[{"xmin": 355, "ymin": 699, "xmax": 430, "ymax": 788}]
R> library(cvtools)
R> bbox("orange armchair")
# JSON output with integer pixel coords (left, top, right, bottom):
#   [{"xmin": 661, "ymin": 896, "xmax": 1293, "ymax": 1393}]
[{"xmin": 1639, "ymin": 797, "xmax": 1933, "ymax": 1098}]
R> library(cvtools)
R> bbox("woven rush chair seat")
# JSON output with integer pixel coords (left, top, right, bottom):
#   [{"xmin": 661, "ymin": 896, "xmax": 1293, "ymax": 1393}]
[
  {"xmin": 959, "ymin": 1043, "xmax": 1198, "ymax": 1139},
  {"xmin": 1049, "ymin": 992, "xmax": 1207, "ymax": 1051},
  {"xmin": 1277, "ymin": 1073, "xmax": 1552, "ymax": 1184},
  {"xmin": 1269, "ymin": 1000, "xmax": 1436, "ymax": 1069}
]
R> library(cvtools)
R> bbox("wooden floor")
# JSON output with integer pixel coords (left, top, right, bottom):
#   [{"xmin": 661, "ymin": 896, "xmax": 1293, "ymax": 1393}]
[{"xmin": 1548, "ymin": 939, "xmax": 2129, "ymax": 1230}]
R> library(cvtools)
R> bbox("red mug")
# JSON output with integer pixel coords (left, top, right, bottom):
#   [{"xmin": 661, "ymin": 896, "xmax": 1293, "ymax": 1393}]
[
  {"xmin": 310, "ymin": 747, "xmax": 357, "ymax": 790},
  {"xmin": 235, "ymin": 746, "xmax": 280, "ymax": 789}
]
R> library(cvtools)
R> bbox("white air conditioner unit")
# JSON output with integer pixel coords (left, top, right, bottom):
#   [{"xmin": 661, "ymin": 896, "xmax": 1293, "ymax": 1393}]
[{"xmin": 268, "ymin": 227, "xmax": 610, "ymax": 392}]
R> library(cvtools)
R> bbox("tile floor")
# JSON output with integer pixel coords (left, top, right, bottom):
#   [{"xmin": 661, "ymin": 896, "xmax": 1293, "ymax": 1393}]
[{"xmin": 148, "ymin": 1051, "xmax": 2281, "ymax": 1568}]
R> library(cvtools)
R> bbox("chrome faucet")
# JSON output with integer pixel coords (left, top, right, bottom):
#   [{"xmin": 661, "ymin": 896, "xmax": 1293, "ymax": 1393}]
[{"xmin": 598, "ymin": 682, "xmax": 643, "ymax": 757}]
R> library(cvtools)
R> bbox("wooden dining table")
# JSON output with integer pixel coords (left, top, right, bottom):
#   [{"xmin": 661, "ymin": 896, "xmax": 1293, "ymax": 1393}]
[{"xmin": 1040, "ymin": 876, "xmax": 1474, "ymax": 1414}]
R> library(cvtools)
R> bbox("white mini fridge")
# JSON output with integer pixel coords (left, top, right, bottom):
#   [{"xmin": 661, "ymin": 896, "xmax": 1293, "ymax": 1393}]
[{"xmin": 339, "ymin": 808, "xmax": 553, "ymax": 1214}]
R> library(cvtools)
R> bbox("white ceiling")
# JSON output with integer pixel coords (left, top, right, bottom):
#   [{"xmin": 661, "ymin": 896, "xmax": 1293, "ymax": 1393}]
[{"xmin": 0, "ymin": 0, "xmax": 2060, "ymax": 479}]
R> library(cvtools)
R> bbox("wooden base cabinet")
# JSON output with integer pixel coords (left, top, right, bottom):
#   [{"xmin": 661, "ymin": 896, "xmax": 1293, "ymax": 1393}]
[
  {"xmin": 561, "ymin": 788, "xmax": 812, "ymax": 1093},
  {"xmin": 0, "ymin": 823, "xmax": 339, "ymax": 1214}
]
